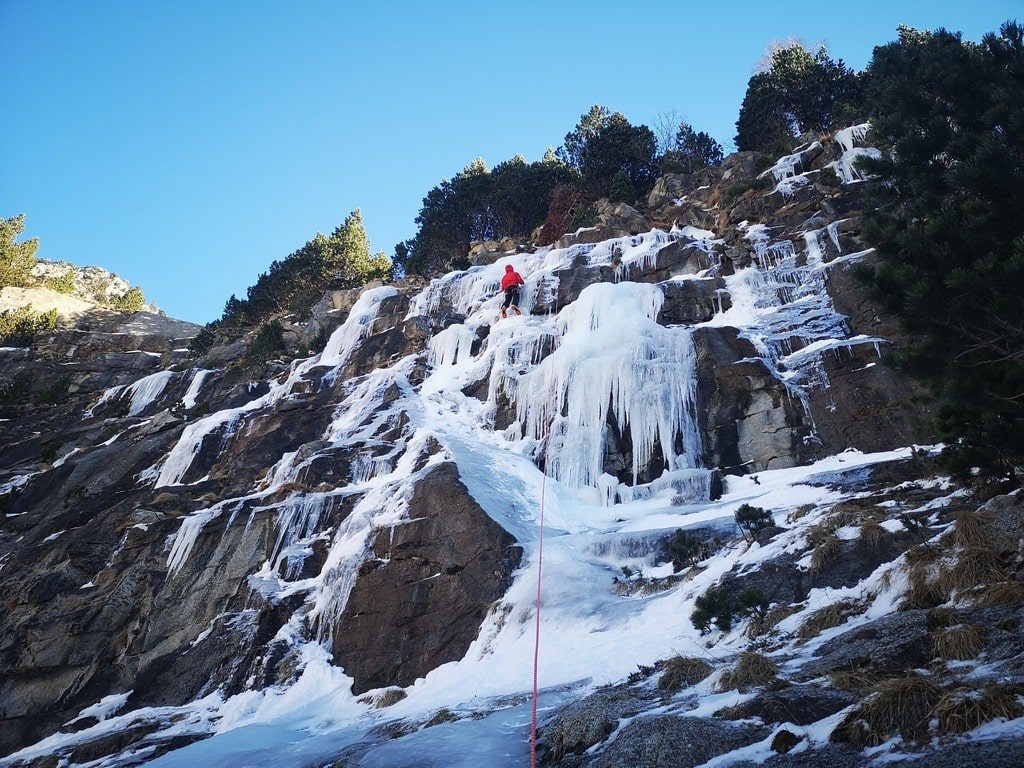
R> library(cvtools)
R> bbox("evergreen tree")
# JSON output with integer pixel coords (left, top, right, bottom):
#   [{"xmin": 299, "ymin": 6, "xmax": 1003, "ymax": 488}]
[
  {"xmin": 561, "ymin": 106, "xmax": 658, "ymax": 199},
  {"xmin": 859, "ymin": 21, "xmax": 1024, "ymax": 478},
  {"xmin": 396, "ymin": 153, "xmax": 574, "ymax": 275},
  {"xmin": 223, "ymin": 209, "xmax": 393, "ymax": 324},
  {"xmin": 735, "ymin": 44, "xmax": 862, "ymax": 152},
  {"xmin": 0, "ymin": 214, "xmax": 39, "ymax": 288},
  {"xmin": 607, "ymin": 169, "xmax": 636, "ymax": 204},
  {"xmin": 661, "ymin": 122, "xmax": 724, "ymax": 173}
]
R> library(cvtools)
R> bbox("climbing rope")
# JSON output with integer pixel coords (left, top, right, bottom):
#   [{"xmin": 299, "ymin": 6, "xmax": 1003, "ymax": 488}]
[
  {"xmin": 529, "ymin": 455, "xmax": 547, "ymax": 767},
  {"xmin": 529, "ymin": 271, "xmax": 557, "ymax": 767}
]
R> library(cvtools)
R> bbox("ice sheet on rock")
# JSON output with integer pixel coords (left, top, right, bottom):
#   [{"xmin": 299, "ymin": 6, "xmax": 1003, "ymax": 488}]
[
  {"xmin": 86, "ymin": 383, "xmax": 126, "ymax": 417},
  {"xmin": 156, "ymin": 288, "xmax": 397, "ymax": 488},
  {"xmin": 182, "ymin": 369, "xmax": 213, "ymax": 409},
  {"xmin": 704, "ymin": 219, "xmax": 881, "ymax": 399},
  {"xmin": 318, "ymin": 286, "xmax": 398, "ymax": 367},
  {"xmin": 406, "ymin": 227, "xmax": 719, "ymax": 324},
  {"xmin": 309, "ymin": 431, "xmax": 442, "ymax": 639},
  {"xmin": 428, "ymin": 324, "xmax": 477, "ymax": 368},
  {"xmin": 70, "ymin": 691, "xmax": 133, "ymax": 724},
  {"xmin": 834, "ymin": 122, "xmax": 871, "ymax": 153},
  {"xmin": 503, "ymin": 282, "xmax": 702, "ymax": 489},
  {"xmin": 832, "ymin": 146, "xmax": 883, "ymax": 184},
  {"xmin": 124, "ymin": 370, "xmax": 175, "ymax": 416},
  {"xmin": 759, "ymin": 141, "xmax": 822, "ymax": 182}
]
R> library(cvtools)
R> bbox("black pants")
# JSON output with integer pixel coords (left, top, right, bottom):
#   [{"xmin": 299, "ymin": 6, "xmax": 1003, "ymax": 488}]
[{"xmin": 502, "ymin": 286, "xmax": 520, "ymax": 309}]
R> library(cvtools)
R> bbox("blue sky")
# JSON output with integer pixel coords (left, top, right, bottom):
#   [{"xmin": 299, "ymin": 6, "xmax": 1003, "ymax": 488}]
[{"xmin": 2, "ymin": 1, "xmax": 1017, "ymax": 322}]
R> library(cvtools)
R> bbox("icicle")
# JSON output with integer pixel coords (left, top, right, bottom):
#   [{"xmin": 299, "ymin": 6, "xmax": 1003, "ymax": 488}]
[
  {"xmin": 429, "ymin": 325, "xmax": 477, "ymax": 367},
  {"xmin": 503, "ymin": 282, "xmax": 702, "ymax": 490},
  {"xmin": 834, "ymin": 123, "xmax": 871, "ymax": 154}
]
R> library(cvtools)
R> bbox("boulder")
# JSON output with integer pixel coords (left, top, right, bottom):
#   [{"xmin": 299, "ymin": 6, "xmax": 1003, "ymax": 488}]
[
  {"xmin": 646, "ymin": 174, "xmax": 693, "ymax": 208},
  {"xmin": 595, "ymin": 199, "xmax": 649, "ymax": 235},
  {"xmin": 658, "ymin": 279, "xmax": 729, "ymax": 325},
  {"xmin": 798, "ymin": 610, "xmax": 932, "ymax": 679},
  {"xmin": 555, "ymin": 226, "xmax": 630, "ymax": 250},
  {"xmin": 715, "ymin": 684, "xmax": 854, "ymax": 726},
  {"xmin": 539, "ymin": 686, "xmax": 660, "ymax": 762},
  {"xmin": 587, "ymin": 715, "xmax": 768, "ymax": 768}
]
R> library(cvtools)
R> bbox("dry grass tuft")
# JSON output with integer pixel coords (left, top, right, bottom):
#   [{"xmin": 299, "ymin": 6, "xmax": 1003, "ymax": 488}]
[
  {"xmin": 859, "ymin": 517, "xmax": 886, "ymax": 549},
  {"xmin": 797, "ymin": 600, "xmax": 863, "ymax": 640},
  {"xmin": 806, "ymin": 521, "xmax": 838, "ymax": 548},
  {"xmin": 927, "ymin": 606, "xmax": 961, "ymax": 628},
  {"xmin": 904, "ymin": 542, "xmax": 940, "ymax": 565},
  {"xmin": 932, "ymin": 624, "xmax": 984, "ymax": 661},
  {"xmin": 810, "ymin": 534, "xmax": 841, "ymax": 572},
  {"xmin": 719, "ymin": 651, "xmax": 780, "ymax": 692},
  {"xmin": 658, "ymin": 656, "xmax": 713, "ymax": 694},
  {"xmin": 937, "ymin": 546, "xmax": 1007, "ymax": 595},
  {"xmin": 828, "ymin": 669, "xmax": 880, "ymax": 693},
  {"xmin": 831, "ymin": 675, "xmax": 943, "ymax": 746},
  {"xmin": 973, "ymin": 580, "xmax": 1024, "ymax": 607},
  {"xmin": 901, "ymin": 550, "xmax": 947, "ymax": 610},
  {"xmin": 934, "ymin": 684, "xmax": 1024, "ymax": 734},
  {"xmin": 950, "ymin": 508, "xmax": 990, "ymax": 548},
  {"xmin": 786, "ymin": 505, "xmax": 814, "ymax": 524},
  {"xmin": 747, "ymin": 602, "xmax": 802, "ymax": 638}
]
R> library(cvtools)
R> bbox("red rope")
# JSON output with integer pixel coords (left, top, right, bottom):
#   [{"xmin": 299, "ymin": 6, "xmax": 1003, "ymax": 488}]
[{"xmin": 529, "ymin": 456, "xmax": 547, "ymax": 767}]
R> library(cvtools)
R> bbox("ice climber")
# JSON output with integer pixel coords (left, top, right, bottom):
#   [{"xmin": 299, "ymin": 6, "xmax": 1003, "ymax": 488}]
[{"xmin": 499, "ymin": 264, "xmax": 525, "ymax": 319}]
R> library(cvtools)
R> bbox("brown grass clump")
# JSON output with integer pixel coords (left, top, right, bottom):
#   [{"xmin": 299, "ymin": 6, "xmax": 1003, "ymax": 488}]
[
  {"xmin": 859, "ymin": 517, "xmax": 886, "ymax": 549},
  {"xmin": 786, "ymin": 505, "xmax": 814, "ymax": 524},
  {"xmin": 719, "ymin": 651, "xmax": 780, "ymax": 692},
  {"xmin": 658, "ymin": 656, "xmax": 713, "ymax": 694},
  {"xmin": 828, "ymin": 669, "xmax": 880, "ymax": 693},
  {"xmin": 797, "ymin": 600, "xmax": 864, "ymax": 640},
  {"xmin": 747, "ymin": 602, "xmax": 803, "ymax": 638},
  {"xmin": 831, "ymin": 675, "xmax": 943, "ymax": 746},
  {"xmin": 806, "ymin": 521, "xmax": 837, "ymax": 548},
  {"xmin": 973, "ymin": 580, "xmax": 1024, "ymax": 607},
  {"xmin": 901, "ymin": 546, "xmax": 947, "ymax": 610},
  {"xmin": 950, "ymin": 508, "xmax": 990, "ymax": 548},
  {"xmin": 937, "ymin": 546, "xmax": 1007, "ymax": 595},
  {"xmin": 810, "ymin": 534, "xmax": 841, "ymax": 571},
  {"xmin": 934, "ymin": 684, "xmax": 1024, "ymax": 734},
  {"xmin": 932, "ymin": 624, "xmax": 984, "ymax": 661}
]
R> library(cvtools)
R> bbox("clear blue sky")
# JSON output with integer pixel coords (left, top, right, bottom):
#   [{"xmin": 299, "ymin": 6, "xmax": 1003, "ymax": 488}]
[{"xmin": 2, "ymin": 1, "xmax": 1017, "ymax": 322}]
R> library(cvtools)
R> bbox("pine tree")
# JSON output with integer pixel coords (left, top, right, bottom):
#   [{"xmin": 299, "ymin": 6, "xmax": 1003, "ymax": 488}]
[
  {"xmin": 859, "ymin": 21, "xmax": 1024, "ymax": 478},
  {"xmin": 0, "ymin": 214, "xmax": 40, "ymax": 288},
  {"xmin": 735, "ymin": 44, "xmax": 861, "ymax": 152},
  {"xmin": 667, "ymin": 122, "xmax": 724, "ymax": 173}
]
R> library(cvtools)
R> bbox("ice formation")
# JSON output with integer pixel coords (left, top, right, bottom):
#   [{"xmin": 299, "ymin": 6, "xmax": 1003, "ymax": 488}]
[
  {"xmin": 182, "ymin": 369, "xmax": 213, "ymax": 410},
  {"xmin": 154, "ymin": 287, "xmax": 398, "ymax": 488},
  {"xmin": 501, "ymin": 282, "xmax": 701, "ymax": 489},
  {"xmin": 831, "ymin": 122, "xmax": 883, "ymax": 183}
]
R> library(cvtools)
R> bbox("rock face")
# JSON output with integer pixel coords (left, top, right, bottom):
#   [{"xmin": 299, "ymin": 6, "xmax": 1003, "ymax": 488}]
[
  {"xmin": 692, "ymin": 326, "xmax": 812, "ymax": 472},
  {"xmin": 333, "ymin": 463, "xmax": 521, "ymax": 692},
  {"xmin": 0, "ymin": 124, "xmax": 946, "ymax": 766}
]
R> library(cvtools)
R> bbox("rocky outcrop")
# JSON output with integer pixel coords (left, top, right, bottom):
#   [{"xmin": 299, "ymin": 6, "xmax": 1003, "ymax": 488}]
[
  {"xmin": 594, "ymin": 199, "xmax": 649, "ymax": 235},
  {"xmin": 333, "ymin": 462, "xmax": 521, "ymax": 693},
  {"xmin": 692, "ymin": 326, "xmax": 812, "ymax": 473}
]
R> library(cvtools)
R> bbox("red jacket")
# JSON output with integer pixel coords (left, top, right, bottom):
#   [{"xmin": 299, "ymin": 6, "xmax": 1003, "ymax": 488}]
[{"xmin": 500, "ymin": 266, "xmax": 524, "ymax": 291}]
